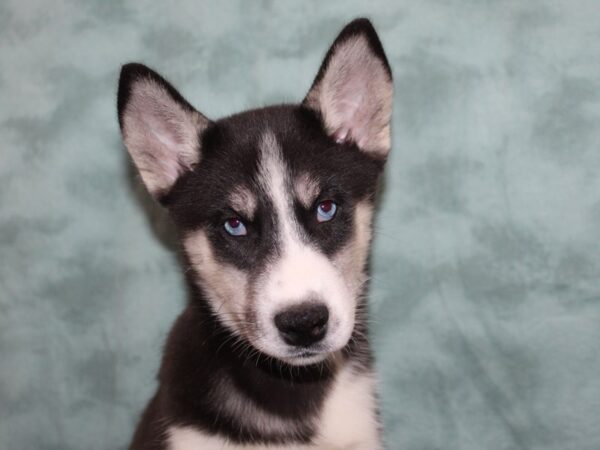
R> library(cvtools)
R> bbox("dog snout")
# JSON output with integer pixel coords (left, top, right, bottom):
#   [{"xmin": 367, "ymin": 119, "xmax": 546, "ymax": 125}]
[{"xmin": 274, "ymin": 302, "xmax": 329, "ymax": 347}]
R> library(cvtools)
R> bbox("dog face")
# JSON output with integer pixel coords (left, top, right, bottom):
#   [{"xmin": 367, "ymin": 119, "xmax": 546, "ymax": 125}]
[{"xmin": 117, "ymin": 19, "xmax": 392, "ymax": 365}]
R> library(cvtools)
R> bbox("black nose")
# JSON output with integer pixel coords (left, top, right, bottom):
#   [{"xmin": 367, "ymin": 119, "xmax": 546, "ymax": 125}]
[{"xmin": 274, "ymin": 303, "xmax": 329, "ymax": 347}]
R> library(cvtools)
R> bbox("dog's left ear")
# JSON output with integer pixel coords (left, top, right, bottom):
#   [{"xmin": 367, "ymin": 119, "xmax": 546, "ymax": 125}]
[{"xmin": 303, "ymin": 18, "xmax": 393, "ymax": 158}]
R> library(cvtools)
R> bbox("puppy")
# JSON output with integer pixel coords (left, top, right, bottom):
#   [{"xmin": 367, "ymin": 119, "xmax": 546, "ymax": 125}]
[{"xmin": 117, "ymin": 18, "xmax": 393, "ymax": 450}]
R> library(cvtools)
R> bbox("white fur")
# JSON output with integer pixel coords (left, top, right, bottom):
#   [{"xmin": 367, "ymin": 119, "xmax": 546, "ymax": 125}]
[
  {"xmin": 252, "ymin": 132, "xmax": 355, "ymax": 363},
  {"xmin": 315, "ymin": 365, "xmax": 381, "ymax": 449}
]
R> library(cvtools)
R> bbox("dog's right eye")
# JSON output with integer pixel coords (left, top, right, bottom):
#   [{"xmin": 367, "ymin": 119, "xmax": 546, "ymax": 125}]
[
  {"xmin": 316, "ymin": 200, "xmax": 338, "ymax": 223},
  {"xmin": 224, "ymin": 218, "xmax": 247, "ymax": 236}
]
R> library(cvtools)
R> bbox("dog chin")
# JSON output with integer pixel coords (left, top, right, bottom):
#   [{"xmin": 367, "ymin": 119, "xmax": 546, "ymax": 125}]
[
  {"xmin": 250, "ymin": 341, "xmax": 332, "ymax": 366},
  {"xmin": 265, "ymin": 339, "xmax": 351, "ymax": 366},
  {"xmin": 280, "ymin": 350, "xmax": 331, "ymax": 366}
]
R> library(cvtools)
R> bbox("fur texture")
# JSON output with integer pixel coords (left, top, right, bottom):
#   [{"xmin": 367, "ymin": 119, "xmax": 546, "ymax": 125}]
[{"xmin": 117, "ymin": 18, "xmax": 392, "ymax": 449}]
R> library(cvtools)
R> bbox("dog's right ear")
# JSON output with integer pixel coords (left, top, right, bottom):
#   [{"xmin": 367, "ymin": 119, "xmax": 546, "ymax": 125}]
[{"xmin": 117, "ymin": 63, "xmax": 210, "ymax": 201}]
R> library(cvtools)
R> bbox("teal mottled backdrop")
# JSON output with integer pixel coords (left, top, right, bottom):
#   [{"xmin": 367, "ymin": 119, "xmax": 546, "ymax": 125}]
[{"xmin": 1, "ymin": 1, "xmax": 600, "ymax": 449}]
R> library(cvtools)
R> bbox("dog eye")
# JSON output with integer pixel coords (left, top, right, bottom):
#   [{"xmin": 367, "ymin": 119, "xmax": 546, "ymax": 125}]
[
  {"xmin": 224, "ymin": 218, "xmax": 247, "ymax": 236},
  {"xmin": 316, "ymin": 200, "xmax": 337, "ymax": 223}
]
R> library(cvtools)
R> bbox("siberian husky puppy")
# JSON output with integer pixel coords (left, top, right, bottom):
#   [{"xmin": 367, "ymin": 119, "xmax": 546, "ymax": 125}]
[{"xmin": 117, "ymin": 18, "xmax": 393, "ymax": 450}]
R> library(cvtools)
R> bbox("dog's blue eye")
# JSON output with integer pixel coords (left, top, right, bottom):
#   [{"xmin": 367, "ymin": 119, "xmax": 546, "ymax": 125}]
[
  {"xmin": 224, "ymin": 218, "xmax": 247, "ymax": 236},
  {"xmin": 316, "ymin": 200, "xmax": 337, "ymax": 222}
]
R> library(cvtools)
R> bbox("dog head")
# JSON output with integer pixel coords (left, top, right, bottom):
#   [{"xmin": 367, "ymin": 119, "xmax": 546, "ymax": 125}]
[{"xmin": 117, "ymin": 19, "xmax": 392, "ymax": 366}]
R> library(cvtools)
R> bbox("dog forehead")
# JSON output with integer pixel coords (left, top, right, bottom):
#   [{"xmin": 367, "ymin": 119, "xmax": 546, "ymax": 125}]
[
  {"xmin": 185, "ymin": 104, "xmax": 381, "ymax": 212},
  {"xmin": 208, "ymin": 112, "xmax": 322, "ymax": 189}
]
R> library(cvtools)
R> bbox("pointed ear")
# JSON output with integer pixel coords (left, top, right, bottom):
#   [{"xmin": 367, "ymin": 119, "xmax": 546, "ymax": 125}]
[
  {"xmin": 303, "ymin": 18, "xmax": 393, "ymax": 158},
  {"xmin": 117, "ymin": 63, "xmax": 210, "ymax": 199}
]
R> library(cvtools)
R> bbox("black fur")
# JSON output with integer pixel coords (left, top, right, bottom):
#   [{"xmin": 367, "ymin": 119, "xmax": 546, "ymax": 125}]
[{"xmin": 119, "ymin": 18, "xmax": 391, "ymax": 449}]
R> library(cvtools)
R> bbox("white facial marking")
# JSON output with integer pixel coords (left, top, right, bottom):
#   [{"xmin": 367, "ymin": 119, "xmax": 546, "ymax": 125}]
[
  {"xmin": 181, "ymin": 133, "xmax": 374, "ymax": 364},
  {"xmin": 183, "ymin": 230, "xmax": 249, "ymax": 335},
  {"xmin": 294, "ymin": 173, "xmax": 321, "ymax": 208},
  {"xmin": 305, "ymin": 34, "xmax": 393, "ymax": 156},
  {"xmin": 122, "ymin": 78, "xmax": 207, "ymax": 194},
  {"xmin": 229, "ymin": 186, "xmax": 258, "ymax": 219},
  {"xmin": 253, "ymin": 131, "xmax": 355, "ymax": 363}
]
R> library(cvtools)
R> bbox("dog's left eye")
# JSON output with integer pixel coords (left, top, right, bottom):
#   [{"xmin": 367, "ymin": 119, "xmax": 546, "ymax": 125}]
[
  {"xmin": 316, "ymin": 200, "xmax": 337, "ymax": 223},
  {"xmin": 224, "ymin": 218, "xmax": 247, "ymax": 236}
]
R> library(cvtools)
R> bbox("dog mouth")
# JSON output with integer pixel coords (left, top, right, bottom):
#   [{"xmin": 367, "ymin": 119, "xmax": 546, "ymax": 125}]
[
  {"xmin": 291, "ymin": 349, "xmax": 320, "ymax": 360},
  {"xmin": 279, "ymin": 345, "xmax": 333, "ymax": 366}
]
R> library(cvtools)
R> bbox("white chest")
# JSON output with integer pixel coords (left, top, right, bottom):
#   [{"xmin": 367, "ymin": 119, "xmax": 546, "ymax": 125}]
[{"xmin": 313, "ymin": 366, "xmax": 381, "ymax": 449}]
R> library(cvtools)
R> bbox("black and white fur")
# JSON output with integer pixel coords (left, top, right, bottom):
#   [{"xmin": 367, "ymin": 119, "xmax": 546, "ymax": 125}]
[{"xmin": 117, "ymin": 18, "xmax": 393, "ymax": 450}]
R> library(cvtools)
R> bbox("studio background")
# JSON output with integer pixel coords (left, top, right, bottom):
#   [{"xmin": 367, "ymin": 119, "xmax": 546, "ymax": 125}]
[{"xmin": 1, "ymin": 1, "xmax": 600, "ymax": 449}]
